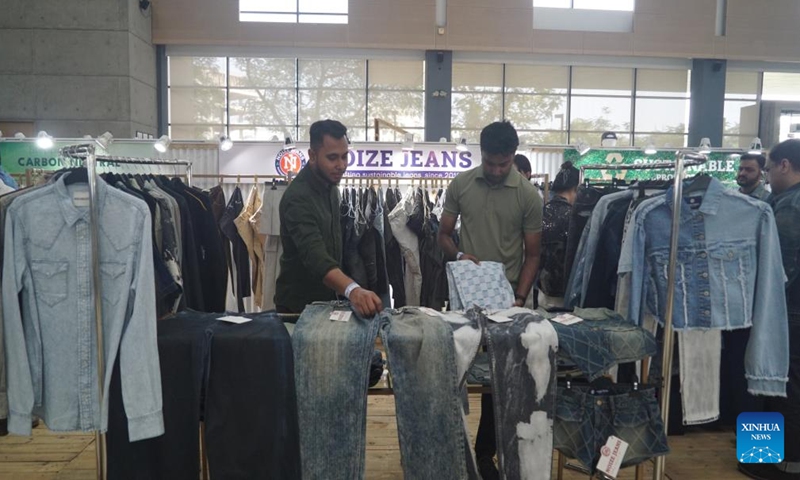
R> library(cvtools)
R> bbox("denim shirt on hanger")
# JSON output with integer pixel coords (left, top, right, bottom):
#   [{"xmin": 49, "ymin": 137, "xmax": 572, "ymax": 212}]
[{"xmin": 618, "ymin": 177, "xmax": 789, "ymax": 396}]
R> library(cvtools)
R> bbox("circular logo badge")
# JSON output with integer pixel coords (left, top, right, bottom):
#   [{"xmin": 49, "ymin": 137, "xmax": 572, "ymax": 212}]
[
  {"xmin": 601, "ymin": 446, "xmax": 612, "ymax": 457},
  {"xmin": 275, "ymin": 148, "xmax": 307, "ymax": 177}
]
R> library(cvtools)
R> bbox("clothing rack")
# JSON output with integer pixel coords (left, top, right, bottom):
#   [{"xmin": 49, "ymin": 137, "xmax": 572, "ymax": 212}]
[
  {"xmin": 192, "ymin": 173, "xmax": 293, "ymax": 185},
  {"xmin": 58, "ymin": 145, "xmax": 195, "ymax": 480},
  {"xmin": 579, "ymin": 151, "xmax": 708, "ymax": 480}
]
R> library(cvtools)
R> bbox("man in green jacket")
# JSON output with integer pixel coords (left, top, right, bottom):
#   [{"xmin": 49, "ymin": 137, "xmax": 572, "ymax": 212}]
[{"xmin": 275, "ymin": 119, "xmax": 382, "ymax": 317}]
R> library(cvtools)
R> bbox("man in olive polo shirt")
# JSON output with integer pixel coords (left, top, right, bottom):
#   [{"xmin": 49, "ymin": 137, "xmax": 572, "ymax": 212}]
[
  {"xmin": 275, "ymin": 119, "xmax": 382, "ymax": 317},
  {"xmin": 438, "ymin": 121, "xmax": 543, "ymax": 479}
]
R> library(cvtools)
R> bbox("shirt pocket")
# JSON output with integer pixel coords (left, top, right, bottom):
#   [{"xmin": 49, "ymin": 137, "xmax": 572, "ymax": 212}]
[
  {"xmin": 648, "ymin": 250, "xmax": 693, "ymax": 326},
  {"xmin": 99, "ymin": 262, "xmax": 127, "ymax": 306},
  {"xmin": 30, "ymin": 261, "xmax": 69, "ymax": 307},
  {"xmin": 708, "ymin": 245, "xmax": 753, "ymax": 323}
]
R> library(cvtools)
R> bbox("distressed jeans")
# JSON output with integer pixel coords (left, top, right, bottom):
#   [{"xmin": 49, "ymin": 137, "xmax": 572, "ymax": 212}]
[{"xmin": 292, "ymin": 302, "xmax": 381, "ymax": 480}]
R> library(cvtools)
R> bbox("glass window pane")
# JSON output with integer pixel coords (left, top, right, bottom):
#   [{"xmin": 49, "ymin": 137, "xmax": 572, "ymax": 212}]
[
  {"xmin": 229, "ymin": 89, "xmax": 297, "ymax": 126},
  {"xmin": 505, "ymin": 65, "xmax": 568, "ymax": 94},
  {"xmin": 763, "ymin": 72, "xmax": 800, "ymax": 101},
  {"xmin": 368, "ymin": 91, "xmax": 424, "ymax": 128},
  {"xmin": 451, "ymin": 93, "xmax": 503, "ymax": 129},
  {"xmin": 299, "ymin": 126, "xmax": 366, "ymax": 142},
  {"xmin": 573, "ymin": 0, "xmax": 634, "ymax": 10},
  {"xmin": 724, "ymin": 100, "xmax": 759, "ymax": 136},
  {"xmin": 298, "ymin": 14, "xmax": 347, "ymax": 24},
  {"xmin": 636, "ymin": 69, "xmax": 690, "ymax": 97},
  {"xmin": 367, "ymin": 127, "xmax": 423, "ymax": 143},
  {"xmin": 505, "ymin": 94, "xmax": 567, "ymax": 130},
  {"xmin": 169, "ymin": 57, "xmax": 226, "ymax": 87},
  {"xmin": 517, "ymin": 131, "xmax": 568, "ymax": 145},
  {"xmin": 572, "ymin": 67, "xmax": 633, "ymax": 95},
  {"xmin": 634, "ymin": 134, "xmax": 687, "ymax": 148},
  {"xmin": 570, "ymin": 96, "xmax": 632, "ymax": 132},
  {"xmin": 451, "ymin": 129, "xmax": 482, "ymax": 144},
  {"xmin": 452, "ymin": 63, "xmax": 503, "ymax": 93},
  {"xmin": 570, "ymin": 132, "xmax": 631, "ymax": 146},
  {"xmin": 368, "ymin": 60, "xmax": 424, "ymax": 90},
  {"xmin": 725, "ymin": 71, "xmax": 759, "ymax": 99},
  {"xmin": 170, "ymin": 125, "xmax": 225, "ymax": 141},
  {"xmin": 229, "ymin": 125, "xmax": 296, "ymax": 141},
  {"xmin": 169, "ymin": 87, "xmax": 226, "ymax": 124},
  {"xmin": 723, "ymin": 135, "xmax": 753, "ymax": 149},
  {"xmin": 229, "ymin": 58, "xmax": 296, "ymax": 88},
  {"xmin": 533, "ymin": 0, "xmax": 570, "ymax": 7},
  {"xmin": 239, "ymin": 12, "xmax": 296, "ymax": 22},
  {"xmin": 634, "ymin": 98, "xmax": 689, "ymax": 133},
  {"xmin": 298, "ymin": 89, "xmax": 365, "ymax": 128},
  {"xmin": 240, "ymin": 0, "xmax": 295, "ymax": 13},
  {"xmin": 299, "ymin": 0, "xmax": 347, "ymax": 14},
  {"xmin": 298, "ymin": 59, "xmax": 365, "ymax": 89}
]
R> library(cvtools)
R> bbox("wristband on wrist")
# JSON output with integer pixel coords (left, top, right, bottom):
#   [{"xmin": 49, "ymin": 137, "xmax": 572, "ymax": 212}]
[
  {"xmin": 344, "ymin": 282, "xmax": 360, "ymax": 300},
  {"xmin": 456, "ymin": 251, "xmax": 465, "ymax": 260}
]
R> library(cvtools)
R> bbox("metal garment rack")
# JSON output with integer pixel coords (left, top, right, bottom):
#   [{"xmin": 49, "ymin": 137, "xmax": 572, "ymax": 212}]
[
  {"xmin": 579, "ymin": 151, "xmax": 708, "ymax": 480},
  {"xmin": 58, "ymin": 144, "xmax": 194, "ymax": 480}
]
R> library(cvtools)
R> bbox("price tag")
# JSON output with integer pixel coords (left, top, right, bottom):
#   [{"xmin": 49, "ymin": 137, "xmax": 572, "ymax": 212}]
[
  {"xmin": 329, "ymin": 311, "xmax": 352, "ymax": 322},
  {"xmin": 551, "ymin": 314, "xmax": 584, "ymax": 325},
  {"xmin": 595, "ymin": 436, "xmax": 629, "ymax": 478},
  {"xmin": 217, "ymin": 315, "xmax": 252, "ymax": 324},
  {"xmin": 487, "ymin": 314, "xmax": 514, "ymax": 324},
  {"xmin": 73, "ymin": 191, "xmax": 90, "ymax": 207}
]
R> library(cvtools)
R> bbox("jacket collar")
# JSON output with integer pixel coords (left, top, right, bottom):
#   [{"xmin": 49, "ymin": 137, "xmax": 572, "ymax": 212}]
[
  {"xmin": 770, "ymin": 181, "xmax": 800, "ymax": 206},
  {"xmin": 665, "ymin": 176, "xmax": 725, "ymax": 221},
  {"xmin": 55, "ymin": 173, "xmax": 108, "ymax": 227}
]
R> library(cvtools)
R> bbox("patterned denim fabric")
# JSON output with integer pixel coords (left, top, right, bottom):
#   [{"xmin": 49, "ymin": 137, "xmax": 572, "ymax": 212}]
[
  {"xmin": 381, "ymin": 308, "xmax": 468, "ymax": 480},
  {"xmin": 554, "ymin": 383, "xmax": 669, "ymax": 471},
  {"xmin": 292, "ymin": 302, "xmax": 381, "ymax": 480},
  {"xmin": 479, "ymin": 308, "xmax": 558, "ymax": 480},
  {"xmin": 447, "ymin": 261, "xmax": 514, "ymax": 311}
]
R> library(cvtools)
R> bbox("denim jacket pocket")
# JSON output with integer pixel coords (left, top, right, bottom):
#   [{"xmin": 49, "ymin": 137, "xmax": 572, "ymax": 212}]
[
  {"xmin": 30, "ymin": 261, "xmax": 69, "ymax": 307},
  {"xmin": 708, "ymin": 244, "xmax": 754, "ymax": 324},
  {"xmin": 100, "ymin": 262, "xmax": 127, "ymax": 305},
  {"xmin": 555, "ymin": 389, "xmax": 584, "ymax": 422}
]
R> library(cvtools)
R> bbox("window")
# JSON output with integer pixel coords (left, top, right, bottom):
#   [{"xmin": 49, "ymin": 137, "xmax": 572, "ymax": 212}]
[
  {"xmin": 504, "ymin": 65, "xmax": 568, "ymax": 145},
  {"xmin": 533, "ymin": 0, "xmax": 634, "ymax": 11},
  {"xmin": 762, "ymin": 72, "xmax": 800, "ymax": 102},
  {"xmin": 168, "ymin": 56, "xmax": 424, "ymax": 142},
  {"xmin": 451, "ymin": 63, "xmax": 504, "ymax": 142},
  {"xmin": 723, "ymin": 71, "xmax": 760, "ymax": 148},
  {"xmin": 570, "ymin": 67, "xmax": 633, "ymax": 145},
  {"xmin": 633, "ymin": 69, "xmax": 690, "ymax": 148},
  {"xmin": 239, "ymin": 0, "xmax": 348, "ymax": 24}
]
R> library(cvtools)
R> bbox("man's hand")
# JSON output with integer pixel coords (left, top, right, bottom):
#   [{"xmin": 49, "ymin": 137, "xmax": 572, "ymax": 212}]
[
  {"xmin": 349, "ymin": 288, "xmax": 383, "ymax": 317},
  {"xmin": 513, "ymin": 298, "xmax": 526, "ymax": 308},
  {"xmin": 459, "ymin": 254, "xmax": 481, "ymax": 265}
]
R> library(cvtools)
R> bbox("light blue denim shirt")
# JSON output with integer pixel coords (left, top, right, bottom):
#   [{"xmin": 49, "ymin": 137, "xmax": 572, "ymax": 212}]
[
  {"xmin": 2, "ymin": 175, "xmax": 165, "ymax": 441},
  {"xmin": 619, "ymin": 178, "xmax": 789, "ymax": 396}
]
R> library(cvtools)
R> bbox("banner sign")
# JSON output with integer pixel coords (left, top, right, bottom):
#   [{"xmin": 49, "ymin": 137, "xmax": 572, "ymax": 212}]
[
  {"xmin": 221, "ymin": 142, "xmax": 479, "ymax": 178},
  {"xmin": 566, "ymin": 149, "xmax": 740, "ymax": 185},
  {"xmin": 0, "ymin": 141, "xmax": 165, "ymax": 175}
]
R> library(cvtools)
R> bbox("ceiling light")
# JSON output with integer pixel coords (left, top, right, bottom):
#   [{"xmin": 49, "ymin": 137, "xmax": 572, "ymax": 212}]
[
  {"xmin": 154, "ymin": 135, "xmax": 172, "ymax": 153},
  {"xmin": 439, "ymin": 137, "xmax": 448, "ymax": 143},
  {"xmin": 14, "ymin": 132, "xmax": 25, "ymax": 139},
  {"xmin": 219, "ymin": 135, "xmax": 234, "ymax": 151},
  {"xmin": 284, "ymin": 136, "xmax": 295, "ymax": 149},
  {"xmin": 698, "ymin": 137, "xmax": 712, "ymax": 155},
  {"xmin": 643, "ymin": 143, "xmax": 657, "ymax": 155},
  {"xmin": 402, "ymin": 133, "xmax": 415, "ymax": 151},
  {"xmin": 748, "ymin": 137, "xmax": 763, "ymax": 155},
  {"xmin": 96, "ymin": 131, "xmax": 114, "ymax": 150},
  {"xmin": 36, "ymin": 131, "xmax": 54, "ymax": 149},
  {"xmin": 575, "ymin": 140, "xmax": 591, "ymax": 156},
  {"xmin": 456, "ymin": 137, "xmax": 468, "ymax": 152}
]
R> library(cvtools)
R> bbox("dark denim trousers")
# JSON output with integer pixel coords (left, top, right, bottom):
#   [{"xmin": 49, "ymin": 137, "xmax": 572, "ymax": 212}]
[
  {"xmin": 293, "ymin": 302, "xmax": 381, "ymax": 480},
  {"xmin": 381, "ymin": 308, "xmax": 468, "ymax": 479},
  {"xmin": 554, "ymin": 382, "xmax": 669, "ymax": 471},
  {"xmin": 479, "ymin": 308, "xmax": 559, "ymax": 480}
]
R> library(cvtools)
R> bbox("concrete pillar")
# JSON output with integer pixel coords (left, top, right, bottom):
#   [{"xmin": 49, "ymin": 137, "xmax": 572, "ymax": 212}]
[
  {"xmin": 425, "ymin": 50, "xmax": 452, "ymax": 142},
  {"xmin": 688, "ymin": 58, "xmax": 726, "ymax": 149},
  {"xmin": 0, "ymin": 0, "xmax": 157, "ymax": 138}
]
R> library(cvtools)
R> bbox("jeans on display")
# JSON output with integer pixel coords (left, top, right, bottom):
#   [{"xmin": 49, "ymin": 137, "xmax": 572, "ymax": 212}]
[
  {"xmin": 480, "ymin": 309, "xmax": 559, "ymax": 480},
  {"xmin": 380, "ymin": 308, "xmax": 468, "ymax": 480},
  {"xmin": 553, "ymin": 383, "xmax": 669, "ymax": 471},
  {"xmin": 293, "ymin": 302, "xmax": 382, "ymax": 480},
  {"xmin": 107, "ymin": 316, "xmax": 211, "ymax": 480}
]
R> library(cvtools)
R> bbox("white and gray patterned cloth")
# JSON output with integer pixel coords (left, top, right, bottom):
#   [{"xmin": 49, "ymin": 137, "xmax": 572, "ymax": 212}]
[{"xmin": 446, "ymin": 260, "xmax": 515, "ymax": 311}]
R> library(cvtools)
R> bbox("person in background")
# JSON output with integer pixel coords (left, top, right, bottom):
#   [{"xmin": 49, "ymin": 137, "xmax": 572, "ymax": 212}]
[
  {"xmin": 438, "ymin": 121, "xmax": 543, "ymax": 479},
  {"xmin": 737, "ymin": 153, "xmax": 771, "ymax": 201},
  {"xmin": 275, "ymin": 119, "xmax": 382, "ymax": 318},
  {"xmin": 739, "ymin": 139, "xmax": 800, "ymax": 480},
  {"xmin": 538, "ymin": 161, "xmax": 580, "ymax": 309},
  {"xmin": 514, "ymin": 154, "xmax": 532, "ymax": 180}
]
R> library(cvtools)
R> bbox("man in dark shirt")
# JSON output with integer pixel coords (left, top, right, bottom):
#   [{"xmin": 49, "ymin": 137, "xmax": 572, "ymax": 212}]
[
  {"xmin": 513, "ymin": 154, "xmax": 532, "ymax": 180},
  {"xmin": 275, "ymin": 120, "xmax": 382, "ymax": 317},
  {"xmin": 740, "ymin": 139, "xmax": 800, "ymax": 480},
  {"xmin": 737, "ymin": 153, "xmax": 771, "ymax": 201}
]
